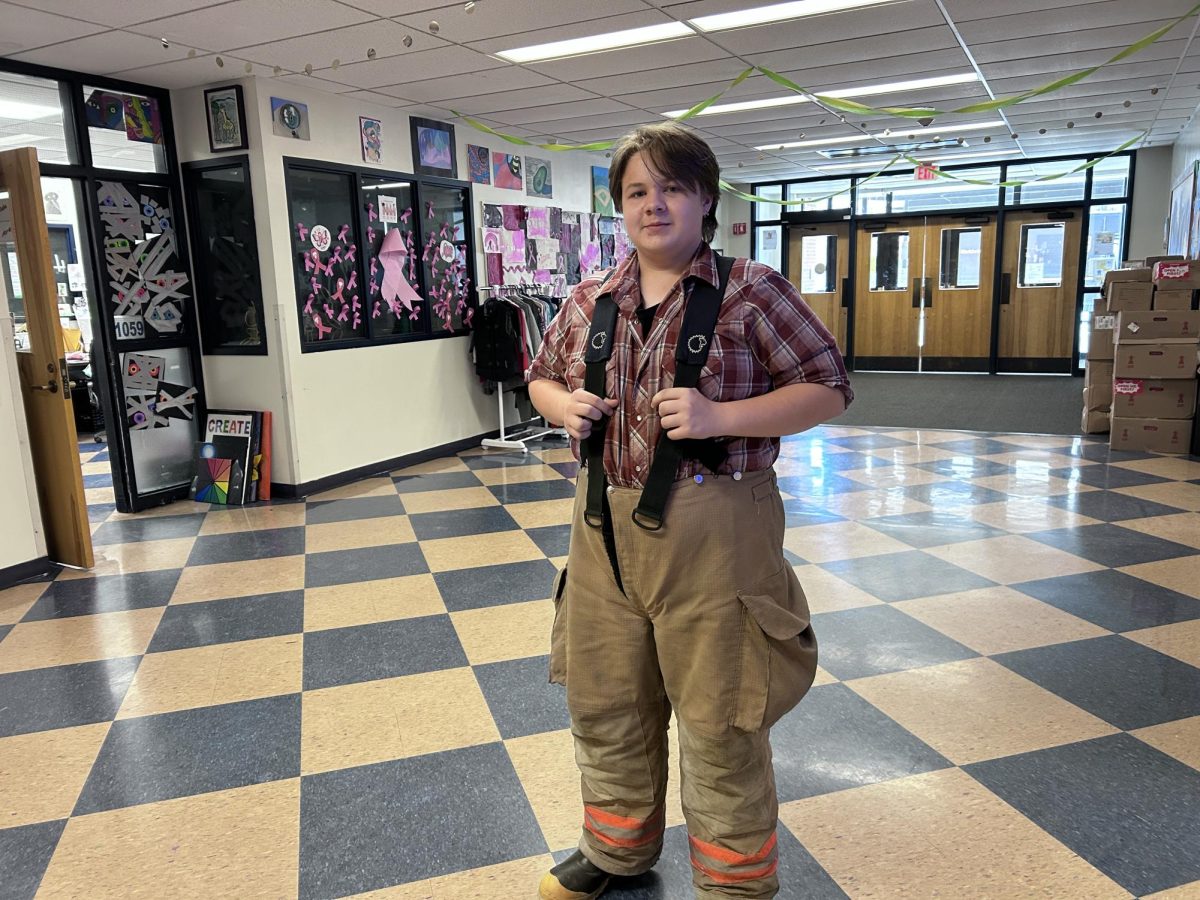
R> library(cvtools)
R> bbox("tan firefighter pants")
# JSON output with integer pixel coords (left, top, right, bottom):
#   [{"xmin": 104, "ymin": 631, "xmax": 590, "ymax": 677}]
[{"xmin": 549, "ymin": 467, "xmax": 818, "ymax": 898}]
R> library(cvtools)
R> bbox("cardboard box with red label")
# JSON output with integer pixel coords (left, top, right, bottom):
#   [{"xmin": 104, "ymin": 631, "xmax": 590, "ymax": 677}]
[
  {"xmin": 1106, "ymin": 282, "xmax": 1154, "ymax": 312},
  {"xmin": 1152, "ymin": 259, "xmax": 1200, "ymax": 289},
  {"xmin": 1115, "ymin": 310, "xmax": 1200, "ymax": 344},
  {"xmin": 1114, "ymin": 344, "xmax": 1199, "ymax": 379},
  {"xmin": 1111, "ymin": 377, "xmax": 1197, "ymax": 419},
  {"xmin": 1109, "ymin": 417, "xmax": 1194, "ymax": 453}
]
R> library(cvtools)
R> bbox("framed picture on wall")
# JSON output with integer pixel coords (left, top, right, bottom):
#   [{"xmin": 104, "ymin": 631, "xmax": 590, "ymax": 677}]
[
  {"xmin": 203, "ymin": 85, "xmax": 248, "ymax": 152},
  {"xmin": 1168, "ymin": 165, "xmax": 1194, "ymax": 257},
  {"xmin": 409, "ymin": 116, "xmax": 457, "ymax": 178}
]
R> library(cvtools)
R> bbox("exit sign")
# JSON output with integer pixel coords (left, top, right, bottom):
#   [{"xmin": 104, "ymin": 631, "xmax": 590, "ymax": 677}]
[
  {"xmin": 732, "ymin": 222, "xmax": 748, "ymax": 235},
  {"xmin": 915, "ymin": 164, "xmax": 938, "ymax": 181}
]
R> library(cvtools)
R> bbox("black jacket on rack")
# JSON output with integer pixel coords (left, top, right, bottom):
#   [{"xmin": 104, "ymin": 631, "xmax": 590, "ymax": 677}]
[{"xmin": 472, "ymin": 297, "xmax": 526, "ymax": 381}]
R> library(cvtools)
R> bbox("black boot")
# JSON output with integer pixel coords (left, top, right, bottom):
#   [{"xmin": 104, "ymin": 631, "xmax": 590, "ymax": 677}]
[{"xmin": 538, "ymin": 850, "xmax": 612, "ymax": 899}]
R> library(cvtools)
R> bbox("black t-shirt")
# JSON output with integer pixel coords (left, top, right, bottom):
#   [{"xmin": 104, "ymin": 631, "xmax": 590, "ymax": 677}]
[{"xmin": 635, "ymin": 304, "xmax": 657, "ymax": 338}]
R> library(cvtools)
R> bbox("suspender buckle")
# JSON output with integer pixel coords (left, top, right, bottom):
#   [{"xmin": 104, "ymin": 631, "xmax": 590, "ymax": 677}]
[
  {"xmin": 584, "ymin": 510, "xmax": 605, "ymax": 529},
  {"xmin": 631, "ymin": 506, "xmax": 664, "ymax": 531}
]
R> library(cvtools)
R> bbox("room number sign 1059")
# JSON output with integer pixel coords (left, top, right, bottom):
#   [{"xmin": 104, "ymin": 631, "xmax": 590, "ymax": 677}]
[{"xmin": 114, "ymin": 315, "xmax": 146, "ymax": 340}]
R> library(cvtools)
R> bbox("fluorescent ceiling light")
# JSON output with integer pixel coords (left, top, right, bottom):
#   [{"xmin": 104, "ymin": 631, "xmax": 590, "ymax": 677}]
[
  {"xmin": 0, "ymin": 133, "xmax": 40, "ymax": 148},
  {"xmin": 669, "ymin": 72, "xmax": 978, "ymax": 119},
  {"xmin": 496, "ymin": 22, "xmax": 692, "ymax": 63},
  {"xmin": 757, "ymin": 119, "xmax": 1005, "ymax": 151},
  {"xmin": 691, "ymin": 0, "xmax": 907, "ymax": 31},
  {"xmin": 0, "ymin": 100, "xmax": 59, "ymax": 120}
]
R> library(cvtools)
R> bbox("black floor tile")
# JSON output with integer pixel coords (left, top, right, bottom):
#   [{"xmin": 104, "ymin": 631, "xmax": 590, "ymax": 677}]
[
  {"xmin": 487, "ymin": 479, "xmax": 578, "ymax": 504},
  {"xmin": 463, "ymin": 452, "xmax": 548, "ymax": 469},
  {"xmin": 966, "ymin": 734, "xmax": 1200, "ymax": 897},
  {"xmin": 21, "ymin": 570, "xmax": 180, "ymax": 621},
  {"xmin": 781, "ymin": 500, "xmax": 847, "ymax": 527},
  {"xmin": 304, "ymin": 495, "xmax": 406, "ymax": 525},
  {"xmin": 550, "ymin": 461, "xmax": 579, "ymax": 479},
  {"xmin": 924, "ymin": 437, "xmax": 1015, "ymax": 456},
  {"xmin": 87, "ymin": 503, "xmax": 117, "ymax": 523},
  {"xmin": 914, "ymin": 457, "xmax": 1014, "ymax": 479},
  {"xmin": 1066, "ymin": 442, "xmax": 1155, "ymax": 464},
  {"xmin": 433, "ymin": 559, "xmax": 559, "ymax": 612},
  {"xmin": 474, "ymin": 655, "xmax": 570, "ymax": 739},
  {"xmin": 408, "ymin": 505, "xmax": 520, "ymax": 541},
  {"xmin": 186, "ymin": 527, "xmax": 305, "ymax": 566},
  {"xmin": 1045, "ymin": 490, "xmax": 1183, "ymax": 522},
  {"xmin": 821, "ymin": 550, "xmax": 995, "ymax": 603},
  {"xmin": 392, "ymin": 471, "xmax": 485, "ymax": 493},
  {"xmin": 526, "ymin": 524, "xmax": 572, "ymax": 558},
  {"xmin": 771, "ymin": 683, "xmax": 952, "ymax": 803},
  {"xmin": 73, "ymin": 694, "xmax": 301, "ymax": 815},
  {"xmin": 0, "ymin": 819, "xmax": 66, "ymax": 900},
  {"xmin": 809, "ymin": 605, "xmax": 978, "ymax": 680},
  {"xmin": 585, "ymin": 823, "xmax": 847, "ymax": 899},
  {"xmin": 90, "ymin": 514, "xmax": 206, "ymax": 546},
  {"xmin": 1024, "ymin": 524, "xmax": 1197, "ymax": 568},
  {"xmin": 298, "ymin": 743, "xmax": 547, "ymax": 898},
  {"xmin": 826, "ymin": 434, "xmax": 914, "ymax": 451},
  {"xmin": 305, "ymin": 543, "xmax": 427, "ymax": 588},
  {"xmin": 0, "ymin": 657, "xmax": 140, "ymax": 738},
  {"xmin": 78, "ymin": 441, "xmax": 105, "ymax": 453},
  {"xmin": 902, "ymin": 481, "xmax": 1010, "ymax": 508},
  {"xmin": 1047, "ymin": 464, "xmax": 1171, "ymax": 490},
  {"xmin": 89, "ymin": 449, "xmax": 110, "ymax": 461},
  {"xmin": 777, "ymin": 473, "xmax": 872, "ymax": 498},
  {"xmin": 1012, "ymin": 569, "xmax": 1200, "ymax": 632},
  {"xmin": 0, "ymin": 624, "xmax": 10, "ymax": 645},
  {"xmin": 303, "ymin": 615, "xmax": 468, "ymax": 690},
  {"xmin": 792, "ymin": 450, "xmax": 878, "ymax": 473},
  {"xmin": 147, "ymin": 591, "xmax": 305, "ymax": 652},
  {"xmin": 862, "ymin": 511, "xmax": 1009, "ymax": 549},
  {"xmin": 993, "ymin": 635, "xmax": 1200, "ymax": 730}
]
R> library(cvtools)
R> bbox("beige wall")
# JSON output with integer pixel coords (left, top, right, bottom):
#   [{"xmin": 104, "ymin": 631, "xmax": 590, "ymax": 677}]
[{"xmin": 1129, "ymin": 146, "xmax": 1172, "ymax": 262}]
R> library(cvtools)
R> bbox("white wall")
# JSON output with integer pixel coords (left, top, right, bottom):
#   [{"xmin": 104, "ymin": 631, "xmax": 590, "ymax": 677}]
[
  {"xmin": 1129, "ymin": 146, "xmax": 1172, "ymax": 261},
  {"xmin": 0, "ymin": 315, "xmax": 46, "ymax": 572},
  {"xmin": 1171, "ymin": 103, "xmax": 1200, "ymax": 184}
]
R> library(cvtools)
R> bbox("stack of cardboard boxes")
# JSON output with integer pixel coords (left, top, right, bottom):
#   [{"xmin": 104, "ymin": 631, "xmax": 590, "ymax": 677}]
[
  {"xmin": 1082, "ymin": 266, "xmax": 1152, "ymax": 435},
  {"xmin": 1109, "ymin": 260, "xmax": 1200, "ymax": 452}
]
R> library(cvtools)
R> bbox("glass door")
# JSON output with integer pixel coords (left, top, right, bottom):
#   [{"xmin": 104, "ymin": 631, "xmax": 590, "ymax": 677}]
[
  {"xmin": 787, "ymin": 222, "xmax": 849, "ymax": 352},
  {"xmin": 853, "ymin": 220, "xmax": 922, "ymax": 370},
  {"xmin": 998, "ymin": 210, "xmax": 1082, "ymax": 373},
  {"xmin": 922, "ymin": 216, "xmax": 996, "ymax": 372}
]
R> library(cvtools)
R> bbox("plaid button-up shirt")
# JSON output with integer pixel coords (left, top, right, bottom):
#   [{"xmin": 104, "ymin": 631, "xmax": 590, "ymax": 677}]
[{"xmin": 526, "ymin": 244, "xmax": 853, "ymax": 489}]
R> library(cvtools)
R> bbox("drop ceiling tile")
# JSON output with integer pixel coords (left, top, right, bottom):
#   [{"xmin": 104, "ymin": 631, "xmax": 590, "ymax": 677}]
[
  {"xmin": 580, "ymin": 58, "xmax": 757, "ymax": 98},
  {"xmin": 751, "ymin": 28, "xmax": 964, "ymax": 73},
  {"xmin": 236, "ymin": 20, "xmax": 446, "ymax": 70},
  {"xmin": 439, "ymin": 85, "xmax": 600, "ymax": 117},
  {"xmin": 971, "ymin": 23, "xmax": 1188, "ymax": 64},
  {"xmin": 942, "ymin": 0, "xmax": 1113, "ymax": 21},
  {"xmin": 977, "ymin": 40, "xmax": 1188, "ymax": 80},
  {"xmin": 527, "ymin": 37, "xmax": 728, "ymax": 82},
  {"xmin": 485, "ymin": 98, "xmax": 637, "ymax": 128},
  {"xmin": 342, "ymin": 89, "xmax": 416, "ymax": 107},
  {"xmin": 4, "ymin": 0, "xmax": 227, "ymax": 28},
  {"xmin": 372, "ymin": 67, "xmax": 559, "ymax": 105},
  {"xmin": 267, "ymin": 72, "xmax": 362, "ymax": 94},
  {"xmin": 110, "ymin": 54, "xmax": 261, "ymax": 90},
  {"xmin": 708, "ymin": 2, "xmax": 948, "ymax": 56},
  {"xmin": 126, "ymin": 0, "xmax": 374, "ymax": 50},
  {"xmin": 958, "ymin": 0, "xmax": 1199, "ymax": 42},
  {"xmin": 336, "ymin": 0, "xmax": 445, "ymax": 15},
  {"xmin": 396, "ymin": 0, "xmax": 648, "ymax": 44},
  {"xmin": 10, "ymin": 29, "xmax": 203, "ymax": 75},
  {"xmin": 0, "ymin": 2, "xmax": 104, "ymax": 54},
  {"xmin": 466, "ymin": 8, "xmax": 678, "ymax": 54},
  {"xmin": 324, "ymin": 44, "xmax": 503, "ymax": 89}
]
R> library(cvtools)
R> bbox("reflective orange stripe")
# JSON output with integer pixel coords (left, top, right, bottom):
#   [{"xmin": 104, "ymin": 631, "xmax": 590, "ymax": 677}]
[
  {"xmin": 583, "ymin": 805, "xmax": 664, "ymax": 849},
  {"xmin": 689, "ymin": 832, "xmax": 777, "ymax": 867},
  {"xmin": 690, "ymin": 856, "xmax": 779, "ymax": 885}
]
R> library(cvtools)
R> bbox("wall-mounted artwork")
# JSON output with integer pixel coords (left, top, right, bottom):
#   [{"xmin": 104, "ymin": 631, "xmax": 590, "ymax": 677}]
[
  {"xmin": 123, "ymin": 95, "xmax": 163, "ymax": 144},
  {"xmin": 410, "ymin": 116, "xmax": 457, "ymax": 178},
  {"xmin": 271, "ymin": 97, "xmax": 310, "ymax": 140},
  {"xmin": 592, "ymin": 165, "xmax": 614, "ymax": 216},
  {"xmin": 467, "ymin": 144, "xmax": 490, "ymax": 184},
  {"xmin": 525, "ymin": 156, "xmax": 553, "ymax": 199},
  {"xmin": 492, "ymin": 152, "xmax": 522, "ymax": 190},
  {"xmin": 360, "ymin": 116, "xmax": 382, "ymax": 164},
  {"xmin": 84, "ymin": 90, "xmax": 125, "ymax": 130},
  {"xmin": 204, "ymin": 85, "xmax": 248, "ymax": 153}
]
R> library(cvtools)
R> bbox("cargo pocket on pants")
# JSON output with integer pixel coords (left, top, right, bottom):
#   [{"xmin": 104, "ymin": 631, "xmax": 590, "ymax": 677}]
[
  {"xmin": 731, "ymin": 564, "xmax": 818, "ymax": 733},
  {"xmin": 548, "ymin": 565, "xmax": 569, "ymax": 686}
]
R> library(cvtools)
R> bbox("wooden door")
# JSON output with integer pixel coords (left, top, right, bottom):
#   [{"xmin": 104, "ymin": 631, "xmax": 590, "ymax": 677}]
[
  {"xmin": 922, "ymin": 216, "xmax": 996, "ymax": 371},
  {"xmin": 0, "ymin": 148, "xmax": 93, "ymax": 568},
  {"xmin": 787, "ymin": 222, "xmax": 849, "ymax": 351},
  {"xmin": 999, "ymin": 210, "xmax": 1082, "ymax": 372},
  {"xmin": 853, "ymin": 220, "xmax": 922, "ymax": 370}
]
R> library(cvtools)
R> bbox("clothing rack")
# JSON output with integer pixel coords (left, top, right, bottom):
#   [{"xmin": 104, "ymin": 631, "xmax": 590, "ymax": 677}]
[{"xmin": 477, "ymin": 285, "xmax": 567, "ymax": 453}]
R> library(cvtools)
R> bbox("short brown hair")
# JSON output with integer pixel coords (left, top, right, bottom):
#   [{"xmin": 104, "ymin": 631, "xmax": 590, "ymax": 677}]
[{"xmin": 609, "ymin": 122, "xmax": 720, "ymax": 243}]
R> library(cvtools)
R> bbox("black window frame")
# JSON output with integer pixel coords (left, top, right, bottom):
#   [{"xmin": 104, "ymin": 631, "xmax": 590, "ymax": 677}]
[{"xmin": 282, "ymin": 156, "xmax": 477, "ymax": 354}]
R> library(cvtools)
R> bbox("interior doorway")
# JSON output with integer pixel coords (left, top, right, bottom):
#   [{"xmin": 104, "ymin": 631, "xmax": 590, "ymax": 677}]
[{"xmin": 786, "ymin": 222, "xmax": 849, "ymax": 352}]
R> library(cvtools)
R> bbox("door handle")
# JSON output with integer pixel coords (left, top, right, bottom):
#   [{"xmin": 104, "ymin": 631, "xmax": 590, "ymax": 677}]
[
  {"xmin": 31, "ymin": 380, "xmax": 59, "ymax": 393},
  {"xmin": 1001, "ymin": 273, "xmax": 1012, "ymax": 305},
  {"xmin": 841, "ymin": 276, "xmax": 850, "ymax": 308},
  {"xmin": 912, "ymin": 277, "xmax": 922, "ymax": 308}
]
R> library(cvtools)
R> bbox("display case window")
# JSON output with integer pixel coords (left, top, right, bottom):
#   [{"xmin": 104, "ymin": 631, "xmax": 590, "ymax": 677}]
[
  {"xmin": 183, "ymin": 160, "xmax": 267, "ymax": 354},
  {"xmin": 82, "ymin": 85, "xmax": 167, "ymax": 173},
  {"xmin": 421, "ymin": 182, "xmax": 473, "ymax": 334},
  {"xmin": 360, "ymin": 175, "xmax": 422, "ymax": 337}
]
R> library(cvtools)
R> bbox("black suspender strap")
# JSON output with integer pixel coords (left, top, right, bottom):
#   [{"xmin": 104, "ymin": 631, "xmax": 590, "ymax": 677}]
[
  {"xmin": 583, "ymin": 271, "xmax": 618, "ymax": 529},
  {"xmin": 632, "ymin": 254, "xmax": 734, "ymax": 531}
]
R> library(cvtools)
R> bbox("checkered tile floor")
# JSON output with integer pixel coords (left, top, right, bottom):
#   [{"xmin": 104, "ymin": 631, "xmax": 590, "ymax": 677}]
[{"xmin": 3, "ymin": 427, "xmax": 1200, "ymax": 899}]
